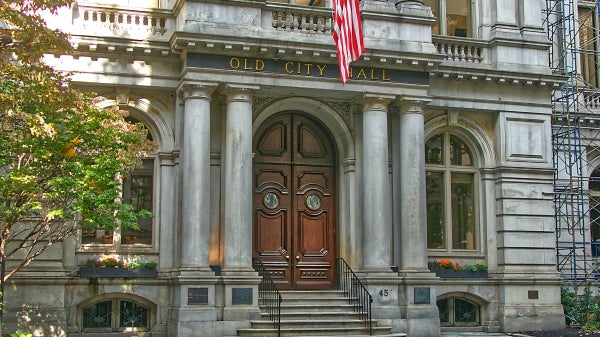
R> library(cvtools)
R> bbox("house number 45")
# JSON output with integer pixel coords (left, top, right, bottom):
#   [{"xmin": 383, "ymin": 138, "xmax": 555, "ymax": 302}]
[{"xmin": 379, "ymin": 289, "xmax": 390, "ymax": 297}]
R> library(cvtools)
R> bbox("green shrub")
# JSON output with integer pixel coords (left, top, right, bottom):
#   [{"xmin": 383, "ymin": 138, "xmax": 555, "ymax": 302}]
[
  {"xmin": 127, "ymin": 261, "xmax": 157, "ymax": 269},
  {"xmin": 562, "ymin": 286, "xmax": 600, "ymax": 331}
]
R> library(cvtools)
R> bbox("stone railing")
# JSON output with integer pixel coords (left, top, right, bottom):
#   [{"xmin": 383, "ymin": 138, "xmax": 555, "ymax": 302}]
[
  {"xmin": 432, "ymin": 36, "xmax": 487, "ymax": 63},
  {"xmin": 583, "ymin": 89, "xmax": 600, "ymax": 113},
  {"xmin": 72, "ymin": 5, "xmax": 173, "ymax": 40},
  {"xmin": 269, "ymin": 5, "xmax": 333, "ymax": 35}
]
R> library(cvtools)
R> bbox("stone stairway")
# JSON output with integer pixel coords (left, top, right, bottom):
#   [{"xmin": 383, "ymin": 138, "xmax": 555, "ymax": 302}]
[{"xmin": 235, "ymin": 290, "xmax": 397, "ymax": 337}]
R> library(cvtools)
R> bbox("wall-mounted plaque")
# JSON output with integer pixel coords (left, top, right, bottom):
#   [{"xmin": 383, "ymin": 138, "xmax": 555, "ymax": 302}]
[
  {"xmin": 188, "ymin": 287, "xmax": 208, "ymax": 305},
  {"xmin": 414, "ymin": 287, "xmax": 430, "ymax": 304},
  {"xmin": 528, "ymin": 290, "xmax": 539, "ymax": 299},
  {"xmin": 232, "ymin": 288, "xmax": 253, "ymax": 305}
]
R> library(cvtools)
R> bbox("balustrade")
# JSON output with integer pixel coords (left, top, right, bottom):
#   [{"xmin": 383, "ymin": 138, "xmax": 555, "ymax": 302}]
[
  {"xmin": 271, "ymin": 7, "xmax": 332, "ymax": 34},
  {"xmin": 433, "ymin": 36, "xmax": 486, "ymax": 63},
  {"xmin": 74, "ymin": 6, "xmax": 171, "ymax": 39}
]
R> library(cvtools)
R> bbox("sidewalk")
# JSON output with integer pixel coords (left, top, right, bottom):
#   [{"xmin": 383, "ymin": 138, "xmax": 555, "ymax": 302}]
[{"xmin": 442, "ymin": 333, "xmax": 529, "ymax": 337}]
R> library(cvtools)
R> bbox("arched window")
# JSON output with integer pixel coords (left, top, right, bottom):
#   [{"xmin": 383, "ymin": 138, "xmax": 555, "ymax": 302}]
[
  {"xmin": 82, "ymin": 298, "xmax": 150, "ymax": 332},
  {"xmin": 579, "ymin": 4, "xmax": 599, "ymax": 88},
  {"xmin": 423, "ymin": 0, "xmax": 473, "ymax": 37},
  {"xmin": 438, "ymin": 297, "xmax": 480, "ymax": 327},
  {"xmin": 81, "ymin": 117, "xmax": 155, "ymax": 247},
  {"xmin": 425, "ymin": 132, "xmax": 478, "ymax": 251},
  {"xmin": 589, "ymin": 167, "xmax": 600, "ymax": 256}
]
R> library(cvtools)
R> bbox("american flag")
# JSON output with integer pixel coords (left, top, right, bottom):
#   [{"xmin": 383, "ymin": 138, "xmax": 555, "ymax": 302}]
[{"xmin": 332, "ymin": 0, "xmax": 364, "ymax": 84}]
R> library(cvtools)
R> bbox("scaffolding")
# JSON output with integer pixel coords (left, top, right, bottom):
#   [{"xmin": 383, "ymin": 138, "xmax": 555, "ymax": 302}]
[{"xmin": 544, "ymin": 0, "xmax": 600, "ymax": 289}]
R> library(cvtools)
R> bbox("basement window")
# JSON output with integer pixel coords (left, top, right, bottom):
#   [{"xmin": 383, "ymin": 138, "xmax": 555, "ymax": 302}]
[
  {"xmin": 438, "ymin": 297, "xmax": 480, "ymax": 327},
  {"xmin": 82, "ymin": 299, "xmax": 150, "ymax": 332}
]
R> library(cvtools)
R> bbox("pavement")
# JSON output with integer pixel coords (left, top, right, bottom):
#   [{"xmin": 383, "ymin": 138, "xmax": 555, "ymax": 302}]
[{"xmin": 442, "ymin": 333, "xmax": 530, "ymax": 337}]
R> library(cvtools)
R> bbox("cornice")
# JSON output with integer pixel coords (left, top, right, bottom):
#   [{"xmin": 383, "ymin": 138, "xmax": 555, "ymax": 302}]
[
  {"xmin": 69, "ymin": 36, "xmax": 175, "ymax": 60},
  {"xmin": 429, "ymin": 67, "xmax": 566, "ymax": 89},
  {"xmin": 170, "ymin": 32, "xmax": 443, "ymax": 72}
]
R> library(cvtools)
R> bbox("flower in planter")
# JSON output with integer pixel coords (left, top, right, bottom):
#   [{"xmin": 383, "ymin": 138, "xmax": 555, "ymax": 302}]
[
  {"xmin": 83, "ymin": 257, "xmax": 157, "ymax": 270},
  {"xmin": 126, "ymin": 261, "xmax": 157, "ymax": 270},
  {"xmin": 465, "ymin": 263, "xmax": 488, "ymax": 271},
  {"xmin": 439, "ymin": 259, "xmax": 454, "ymax": 270},
  {"xmin": 100, "ymin": 257, "xmax": 123, "ymax": 268},
  {"xmin": 429, "ymin": 259, "xmax": 488, "ymax": 272}
]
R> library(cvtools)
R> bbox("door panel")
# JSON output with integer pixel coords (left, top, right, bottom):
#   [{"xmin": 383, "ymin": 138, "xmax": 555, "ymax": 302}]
[
  {"xmin": 254, "ymin": 164, "xmax": 292, "ymax": 289},
  {"xmin": 294, "ymin": 166, "xmax": 335, "ymax": 289},
  {"xmin": 254, "ymin": 113, "xmax": 336, "ymax": 289}
]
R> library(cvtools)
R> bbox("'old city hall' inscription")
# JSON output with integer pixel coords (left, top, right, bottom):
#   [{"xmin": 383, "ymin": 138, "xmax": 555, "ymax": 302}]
[{"xmin": 187, "ymin": 53, "xmax": 428, "ymax": 85}]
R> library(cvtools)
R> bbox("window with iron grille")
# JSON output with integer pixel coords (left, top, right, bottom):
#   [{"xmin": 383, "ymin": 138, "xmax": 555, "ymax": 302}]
[
  {"xmin": 82, "ymin": 299, "xmax": 150, "ymax": 332},
  {"xmin": 438, "ymin": 297, "xmax": 480, "ymax": 327}
]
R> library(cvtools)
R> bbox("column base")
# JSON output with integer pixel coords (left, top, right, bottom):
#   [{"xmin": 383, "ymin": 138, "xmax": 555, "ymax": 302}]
[
  {"xmin": 220, "ymin": 270, "xmax": 262, "ymax": 322},
  {"xmin": 177, "ymin": 266, "xmax": 215, "ymax": 277},
  {"xmin": 362, "ymin": 0, "xmax": 396, "ymax": 13},
  {"xmin": 167, "ymin": 307, "xmax": 221, "ymax": 337},
  {"xmin": 399, "ymin": 271, "xmax": 441, "ymax": 337}
]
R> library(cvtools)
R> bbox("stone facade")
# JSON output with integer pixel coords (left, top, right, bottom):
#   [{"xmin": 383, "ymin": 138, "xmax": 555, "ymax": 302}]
[{"xmin": 5, "ymin": 0, "xmax": 568, "ymax": 336}]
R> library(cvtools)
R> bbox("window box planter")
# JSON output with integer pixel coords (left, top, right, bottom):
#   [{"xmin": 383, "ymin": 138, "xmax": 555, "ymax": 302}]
[
  {"xmin": 79, "ymin": 267, "xmax": 157, "ymax": 278},
  {"xmin": 436, "ymin": 269, "xmax": 488, "ymax": 279}
]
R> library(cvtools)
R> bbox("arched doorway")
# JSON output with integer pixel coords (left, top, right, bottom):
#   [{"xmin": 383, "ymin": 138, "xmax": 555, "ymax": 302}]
[{"xmin": 253, "ymin": 112, "xmax": 336, "ymax": 290}]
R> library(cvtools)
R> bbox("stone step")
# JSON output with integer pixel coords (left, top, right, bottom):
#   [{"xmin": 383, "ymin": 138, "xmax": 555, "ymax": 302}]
[
  {"xmin": 250, "ymin": 318, "xmax": 369, "ymax": 329},
  {"xmin": 236, "ymin": 325, "xmax": 394, "ymax": 337},
  {"xmin": 237, "ymin": 289, "xmax": 394, "ymax": 337},
  {"xmin": 262, "ymin": 311, "xmax": 364, "ymax": 320},
  {"xmin": 262, "ymin": 303, "xmax": 360, "ymax": 312},
  {"xmin": 279, "ymin": 290, "xmax": 348, "ymax": 299},
  {"xmin": 262, "ymin": 298, "xmax": 353, "ymax": 307}
]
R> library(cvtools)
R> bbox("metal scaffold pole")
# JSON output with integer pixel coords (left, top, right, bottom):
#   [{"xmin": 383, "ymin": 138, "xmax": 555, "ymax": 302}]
[{"xmin": 544, "ymin": 0, "xmax": 600, "ymax": 290}]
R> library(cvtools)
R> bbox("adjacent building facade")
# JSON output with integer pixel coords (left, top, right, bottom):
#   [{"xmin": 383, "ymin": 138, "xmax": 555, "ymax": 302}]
[{"xmin": 6, "ymin": 0, "xmax": 570, "ymax": 336}]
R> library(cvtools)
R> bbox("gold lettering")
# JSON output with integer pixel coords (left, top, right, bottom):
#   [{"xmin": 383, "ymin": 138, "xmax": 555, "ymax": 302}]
[
  {"xmin": 305, "ymin": 63, "xmax": 313, "ymax": 75},
  {"xmin": 244, "ymin": 58, "xmax": 253, "ymax": 70},
  {"xmin": 370, "ymin": 68, "xmax": 379, "ymax": 80},
  {"xmin": 285, "ymin": 62, "xmax": 294, "ymax": 74},
  {"xmin": 317, "ymin": 64, "xmax": 327, "ymax": 76},
  {"xmin": 231, "ymin": 56, "xmax": 394, "ymax": 81},
  {"xmin": 229, "ymin": 57, "xmax": 241, "ymax": 69},
  {"xmin": 357, "ymin": 68, "xmax": 367, "ymax": 79},
  {"xmin": 256, "ymin": 59, "xmax": 265, "ymax": 71},
  {"xmin": 382, "ymin": 69, "xmax": 390, "ymax": 81}
]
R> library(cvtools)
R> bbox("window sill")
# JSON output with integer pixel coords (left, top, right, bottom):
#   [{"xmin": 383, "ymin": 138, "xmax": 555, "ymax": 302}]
[
  {"xmin": 79, "ymin": 267, "xmax": 157, "ymax": 278},
  {"xmin": 435, "ymin": 270, "xmax": 488, "ymax": 279}
]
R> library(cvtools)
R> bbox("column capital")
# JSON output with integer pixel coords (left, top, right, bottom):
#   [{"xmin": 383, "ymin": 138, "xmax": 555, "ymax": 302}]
[
  {"xmin": 357, "ymin": 94, "xmax": 394, "ymax": 112},
  {"xmin": 179, "ymin": 83, "xmax": 217, "ymax": 101},
  {"xmin": 222, "ymin": 84, "xmax": 259, "ymax": 103},
  {"xmin": 394, "ymin": 96, "xmax": 431, "ymax": 115},
  {"xmin": 395, "ymin": 1, "xmax": 433, "ymax": 17}
]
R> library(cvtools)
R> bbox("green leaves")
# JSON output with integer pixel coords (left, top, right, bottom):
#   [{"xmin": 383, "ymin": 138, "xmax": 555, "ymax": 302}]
[{"xmin": 0, "ymin": 0, "xmax": 155, "ymax": 281}]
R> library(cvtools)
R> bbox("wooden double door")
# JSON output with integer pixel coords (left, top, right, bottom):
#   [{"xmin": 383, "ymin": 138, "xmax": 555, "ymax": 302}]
[{"xmin": 253, "ymin": 112, "xmax": 336, "ymax": 290}]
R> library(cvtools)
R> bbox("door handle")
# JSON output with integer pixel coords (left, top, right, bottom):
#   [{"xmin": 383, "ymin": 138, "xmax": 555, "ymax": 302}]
[
  {"xmin": 285, "ymin": 255, "xmax": 290, "ymax": 260},
  {"xmin": 295, "ymin": 255, "xmax": 300, "ymax": 260}
]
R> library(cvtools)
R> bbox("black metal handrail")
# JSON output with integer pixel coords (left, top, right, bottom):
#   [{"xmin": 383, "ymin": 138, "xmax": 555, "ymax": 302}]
[
  {"xmin": 335, "ymin": 258, "xmax": 373, "ymax": 335},
  {"xmin": 253, "ymin": 259, "xmax": 282, "ymax": 337}
]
